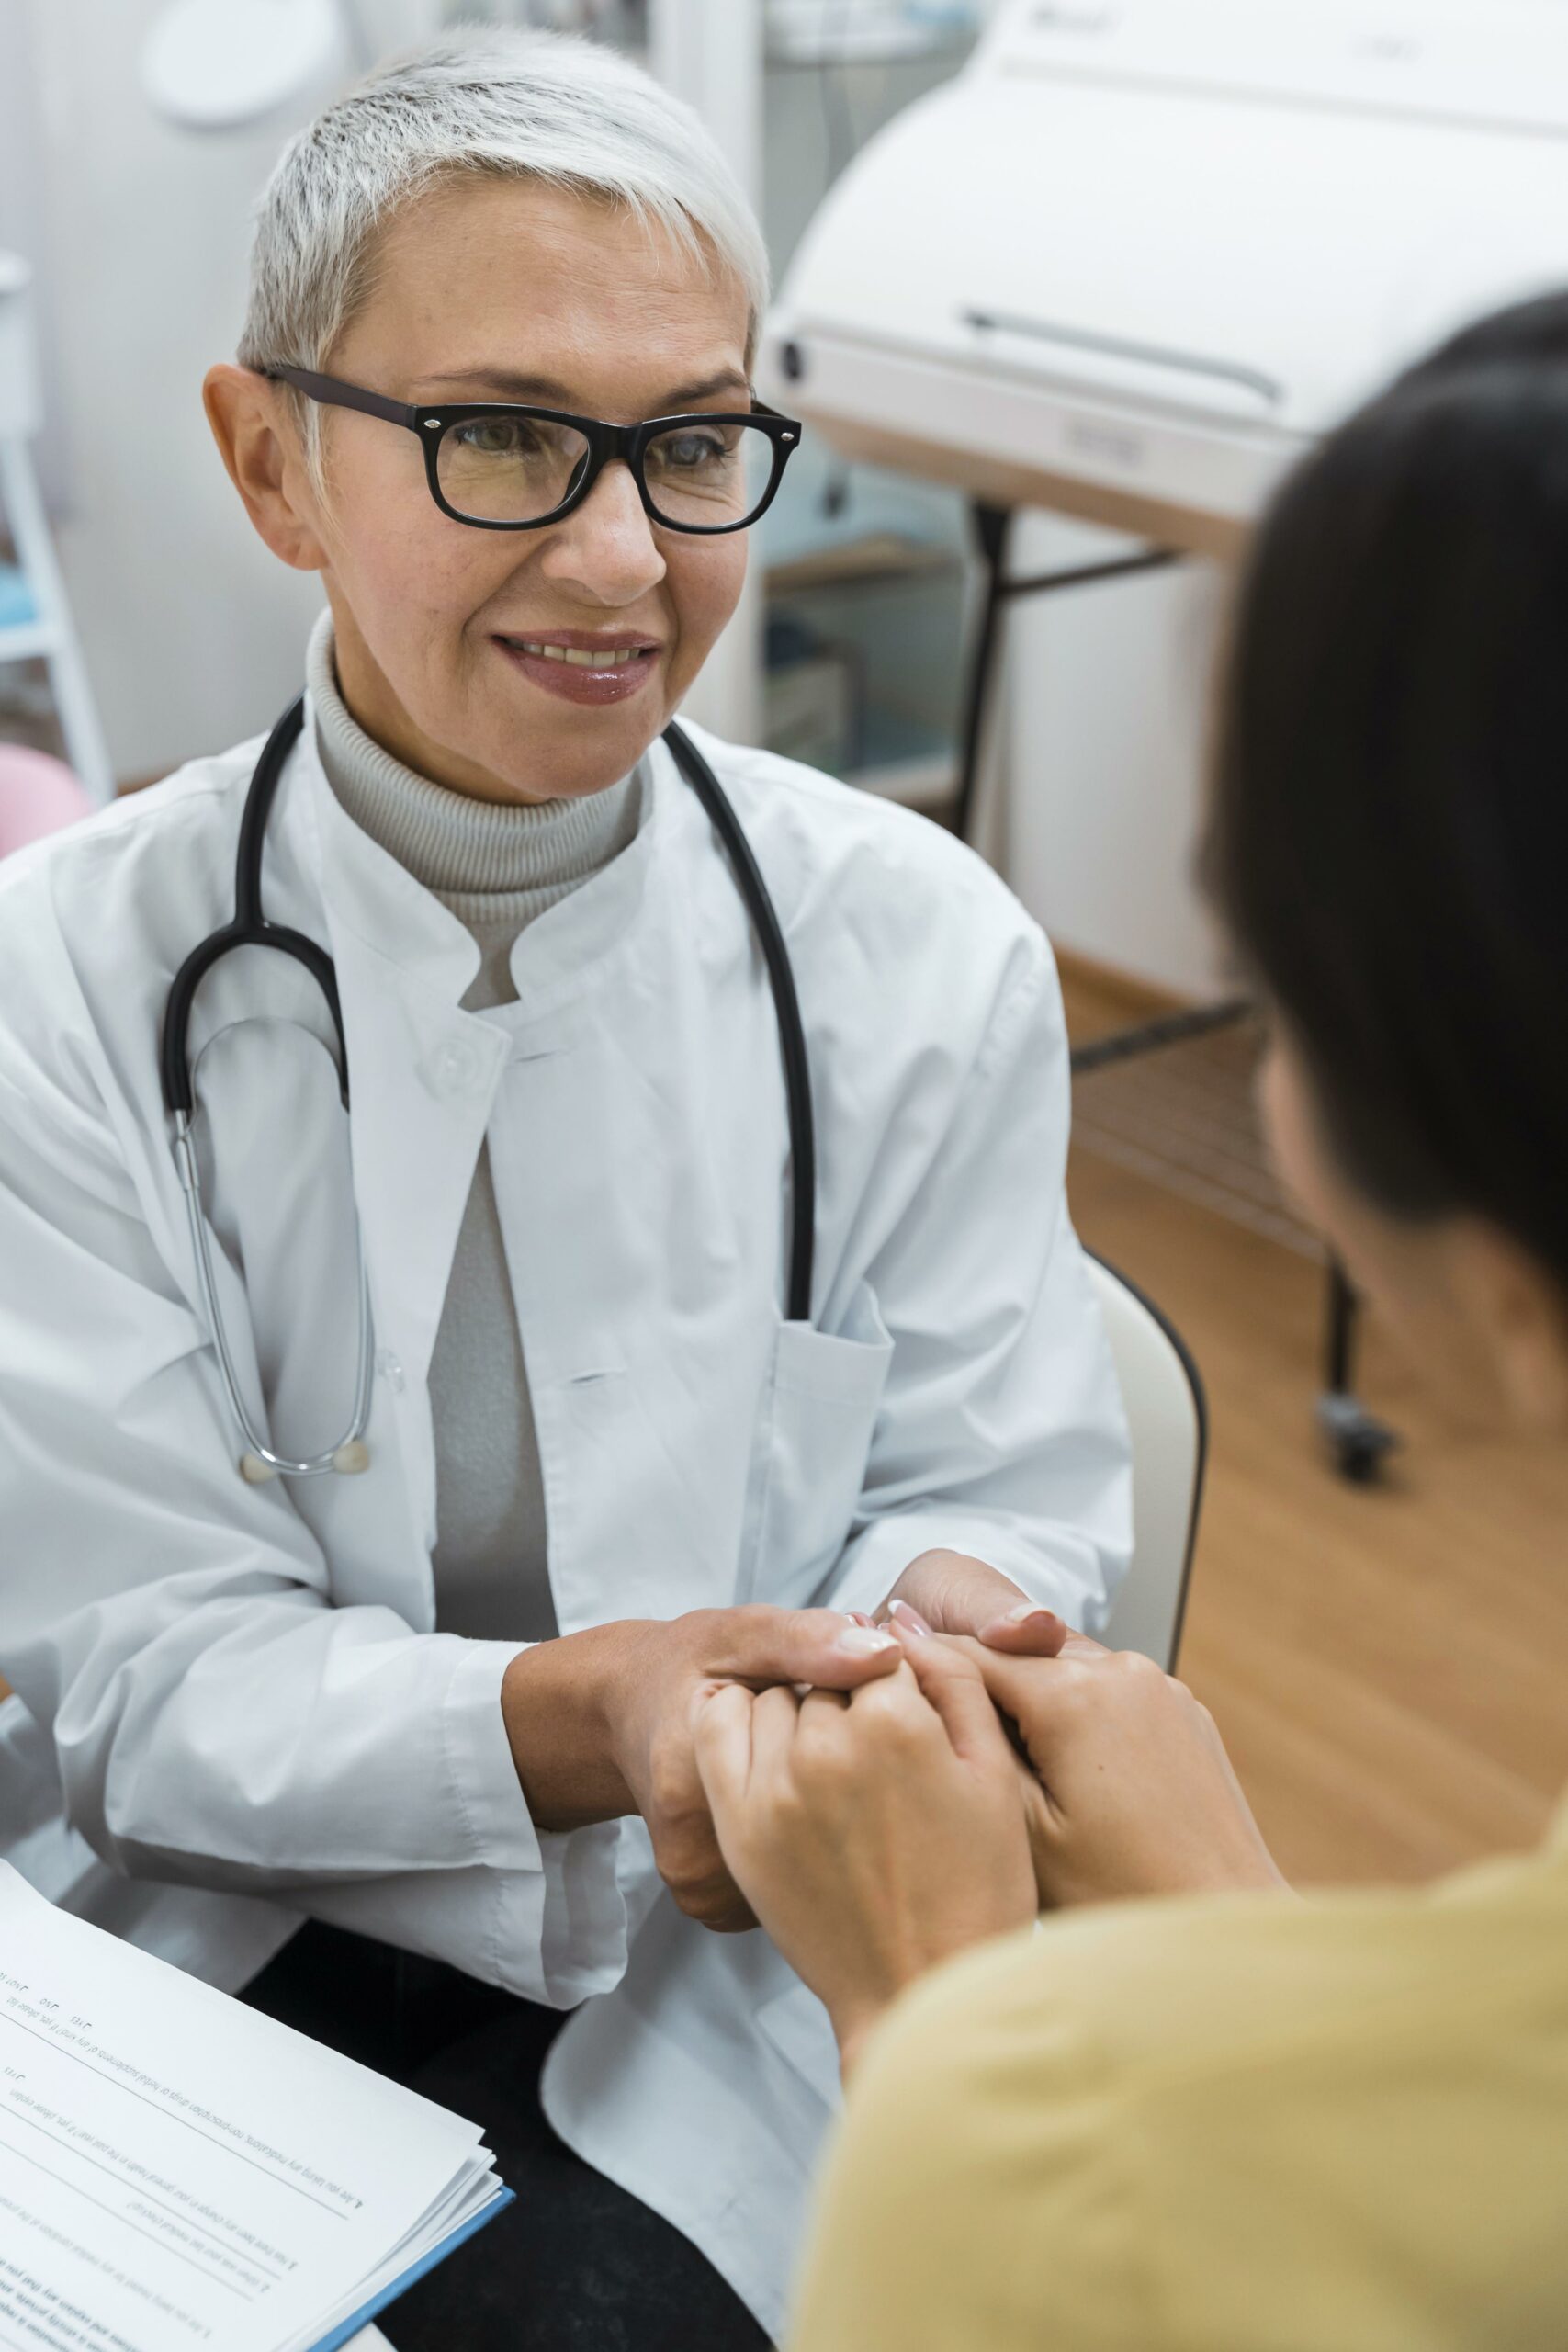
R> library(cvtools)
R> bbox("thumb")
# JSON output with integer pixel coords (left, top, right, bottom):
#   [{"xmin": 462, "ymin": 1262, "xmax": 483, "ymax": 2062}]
[
  {"xmin": 976, "ymin": 1599, "xmax": 1071, "ymax": 1657},
  {"xmin": 717, "ymin": 1606, "xmax": 902, "ymax": 1692},
  {"xmin": 889, "ymin": 1621, "xmax": 1020, "ymax": 1769}
]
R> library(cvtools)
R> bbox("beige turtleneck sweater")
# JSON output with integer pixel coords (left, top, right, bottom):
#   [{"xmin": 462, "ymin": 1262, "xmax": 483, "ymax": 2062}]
[{"xmin": 306, "ymin": 611, "xmax": 643, "ymax": 1643}]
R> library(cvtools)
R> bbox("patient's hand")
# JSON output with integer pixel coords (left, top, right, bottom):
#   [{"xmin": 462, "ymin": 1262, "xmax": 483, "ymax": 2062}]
[
  {"xmin": 874, "ymin": 1546, "xmax": 1072, "ymax": 1657},
  {"xmin": 961, "ymin": 1632, "xmax": 1290, "ymax": 1909},
  {"xmin": 693, "ymin": 1640, "xmax": 1037, "ymax": 2076}
]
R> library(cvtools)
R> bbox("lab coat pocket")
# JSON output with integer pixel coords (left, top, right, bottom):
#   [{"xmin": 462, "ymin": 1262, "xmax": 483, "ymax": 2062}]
[{"xmin": 740, "ymin": 1280, "xmax": 893, "ymax": 1608}]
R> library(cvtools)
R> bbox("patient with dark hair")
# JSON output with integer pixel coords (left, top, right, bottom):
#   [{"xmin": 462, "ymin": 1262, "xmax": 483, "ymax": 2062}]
[{"xmin": 693, "ymin": 291, "xmax": 1568, "ymax": 2351}]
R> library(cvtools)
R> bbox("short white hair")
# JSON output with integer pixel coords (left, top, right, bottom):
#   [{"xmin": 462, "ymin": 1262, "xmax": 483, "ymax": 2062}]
[{"xmin": 237, "ymin": 28, "xmax": 771, "ymax": 479}]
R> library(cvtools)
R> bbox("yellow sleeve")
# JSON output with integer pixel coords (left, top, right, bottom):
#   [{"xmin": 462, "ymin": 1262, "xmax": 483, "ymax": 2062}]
[{"xmin": 786, "ymin": 1928, "xmax": 1156, "ymax": 2352}]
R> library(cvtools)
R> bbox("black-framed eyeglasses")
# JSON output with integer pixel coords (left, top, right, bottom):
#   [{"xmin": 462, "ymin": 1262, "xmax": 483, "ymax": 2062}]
[{"xmin": 266, "ymin": 365, "xmax": 803, "ymax": 535}]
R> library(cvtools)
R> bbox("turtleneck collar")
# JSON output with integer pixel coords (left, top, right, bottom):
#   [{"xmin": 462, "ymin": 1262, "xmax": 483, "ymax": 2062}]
[{"xmin": 305, "ymin": 607, "xmax": 643, "ymax": 928}]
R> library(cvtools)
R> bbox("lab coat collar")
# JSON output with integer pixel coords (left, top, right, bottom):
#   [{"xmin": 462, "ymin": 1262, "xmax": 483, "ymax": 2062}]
[
  {"xmin": 293, "ymin": 686, "xmax": 673, "ymax": 1025},
  {"xmin": 295, "ymin": 696, "xmax": 482, "ymax": 1005}
]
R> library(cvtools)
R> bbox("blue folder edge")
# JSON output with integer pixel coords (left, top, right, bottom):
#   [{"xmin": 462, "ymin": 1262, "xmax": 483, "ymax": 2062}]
[{"xmin": 308, "ymin": 2184, "xmax": 515, "ymax": 2352}]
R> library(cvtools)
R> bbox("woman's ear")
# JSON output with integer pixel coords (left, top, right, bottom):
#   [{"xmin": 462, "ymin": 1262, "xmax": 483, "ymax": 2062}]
[
  {"xmin": 1443, "ymin": 1219, "xmax": 1568, "ymax": 1431},
  {"xmin": 203, "ymin": 364, "xmax": 329, "ymax": 574}
]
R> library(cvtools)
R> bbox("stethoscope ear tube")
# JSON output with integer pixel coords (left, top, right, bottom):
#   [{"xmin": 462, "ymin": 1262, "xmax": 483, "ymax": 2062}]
[
  {"xmin": 161, "ymin": 697, "xmax": 310, "ymax": 1119},
  {"xmin": 661, "ymin": 722, "xmax": 818, "ymax": 1326}
]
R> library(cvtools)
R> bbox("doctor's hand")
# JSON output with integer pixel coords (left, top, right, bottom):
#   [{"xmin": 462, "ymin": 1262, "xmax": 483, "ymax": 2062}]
[
  {"xmin": 693, "ymin": 1636, "xmax": 1038, "ymax": 2078},
  {"xmin": 502, "ymin": 1607, "xmax": 902, "ymax": 1935},
  {"xmin": 875, "ymin": 1546, "xmax": 1074, "ymax": 1659},
  {"xmin": 957, "ymin": 1633, "xmax": 1291, "ymax": 1911}
]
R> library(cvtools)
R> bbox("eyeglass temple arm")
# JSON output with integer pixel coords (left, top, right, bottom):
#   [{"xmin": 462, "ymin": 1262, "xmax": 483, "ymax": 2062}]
[{"xmin": 265, "ymin": 366, "xmax": 420, "ymax": 431}]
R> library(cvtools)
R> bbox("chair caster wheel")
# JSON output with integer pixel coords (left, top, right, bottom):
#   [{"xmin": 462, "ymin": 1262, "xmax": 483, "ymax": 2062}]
[{"xmin": 1316, "ymin": 1393, "xmax": 1400, "ymax": 1485}]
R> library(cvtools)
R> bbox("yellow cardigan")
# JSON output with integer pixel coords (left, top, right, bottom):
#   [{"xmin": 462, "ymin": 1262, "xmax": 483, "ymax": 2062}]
[{"xmin": 791, "ymin": 1804, "xmax": 1568, "ymax": 2350}]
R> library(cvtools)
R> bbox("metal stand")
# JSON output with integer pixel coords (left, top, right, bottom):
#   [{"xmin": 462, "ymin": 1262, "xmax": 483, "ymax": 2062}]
[
  {"xmin": 953, "ymin": 497, "xmax": 1396, "ymax": 1482},
  {"xmin": 952, "ymin": 501, "xmax": 1181, "ymax": 848},
  {"xmin": 1316, "ymin": 1260, "xmax": 1399, "ymax": 1482}
]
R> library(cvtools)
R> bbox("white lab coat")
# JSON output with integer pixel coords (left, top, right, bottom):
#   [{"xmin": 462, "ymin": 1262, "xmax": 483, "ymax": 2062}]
[{"xmin": 0, "ymin": 705, "xmax": 1130, "ymax": 2335}]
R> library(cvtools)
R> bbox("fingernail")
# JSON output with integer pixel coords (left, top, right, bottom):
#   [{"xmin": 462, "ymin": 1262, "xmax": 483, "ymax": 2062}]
[
  {"xmin": 836, "ymin": 1626, "xmax": 898, "ymax": 1656},
  {"xmin": 888, "ymin": 1599, "xmax": 932, "ymax": 1638},
  {"xmin": 846, "ymin": 1611, "xmax": 876, "ymax": 1628},
  {"xmin": 1004, "ymin": 1600, "xmax": 1063, "ymax": 1627}
]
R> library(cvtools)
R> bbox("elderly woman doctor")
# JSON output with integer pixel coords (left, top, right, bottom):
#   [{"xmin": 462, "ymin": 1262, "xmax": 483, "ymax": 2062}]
[{"xmin": 0, "ymin": 29, "xmax": 1128, "ymax": 2351}]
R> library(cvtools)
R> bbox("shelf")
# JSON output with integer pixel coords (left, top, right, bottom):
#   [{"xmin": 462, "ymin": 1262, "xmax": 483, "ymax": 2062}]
[
  {"xmin": 765, "ymin": 531, "xmax": 961, "ymax": 597},
  {"xmin": 0, "ymin": 626, "xmax": 51, "ymax": 662}
]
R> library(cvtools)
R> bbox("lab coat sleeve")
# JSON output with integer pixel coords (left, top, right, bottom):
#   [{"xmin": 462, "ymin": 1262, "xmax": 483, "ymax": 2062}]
[
  {"xmin": 821, "ymin": 930, "xmax": 1132, "ymax": 1632},
  {"xmin": 0, "ymin": 915, "xmax": 625, "ymax": 2006}
]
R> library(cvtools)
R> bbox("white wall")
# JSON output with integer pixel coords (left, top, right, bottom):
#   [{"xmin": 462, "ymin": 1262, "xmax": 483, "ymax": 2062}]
[
  {"xmin": 19, "ymin": 0, "xmax": 436, "ymax": 786},
  {"xmin": 1001, "ymin": 512, "xmax": 1229, "ymax": 1001}
]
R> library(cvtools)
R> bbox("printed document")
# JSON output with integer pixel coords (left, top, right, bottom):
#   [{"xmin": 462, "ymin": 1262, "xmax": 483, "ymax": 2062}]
[{"xmin": 0, "ymin": 1863, "xmax": 506, "ymax": 2352}]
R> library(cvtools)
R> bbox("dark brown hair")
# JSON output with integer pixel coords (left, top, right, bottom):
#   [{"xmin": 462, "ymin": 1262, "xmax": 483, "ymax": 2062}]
[{"xmin": 1206, "ymin": 293, "xmax": 1568, "ymax": 1287}]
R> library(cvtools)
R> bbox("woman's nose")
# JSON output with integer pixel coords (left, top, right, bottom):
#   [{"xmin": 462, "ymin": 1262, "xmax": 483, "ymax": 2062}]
[{"xmin": 539, "ymin": 458, "xmax": 666, "ymax": 604}]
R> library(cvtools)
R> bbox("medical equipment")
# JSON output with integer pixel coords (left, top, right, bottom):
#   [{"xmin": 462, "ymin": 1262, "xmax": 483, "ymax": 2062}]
[
  {"xmin": 160, "ymin": 704, "xmax": 817, "ymax": 1482},
  {"xmin": 764, "ymin": 0, "xmax": 1568, "ymax": 1477},
  {"xmin": 765, "ymin": 0, "xmax": 1568, "ymax": 552}
]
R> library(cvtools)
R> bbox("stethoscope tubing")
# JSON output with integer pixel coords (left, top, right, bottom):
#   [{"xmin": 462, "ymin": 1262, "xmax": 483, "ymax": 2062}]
[
  {"xmin": 173, "ymin": 1108, "xmax": 377, "ymax": 1481},
  {"xmin": 662, "ymin": 725, "xmax": 817, "ymax": 1326},
  {"xmin": 163, "ymin": 703, "xmax": 817, "ymax": 1478}
]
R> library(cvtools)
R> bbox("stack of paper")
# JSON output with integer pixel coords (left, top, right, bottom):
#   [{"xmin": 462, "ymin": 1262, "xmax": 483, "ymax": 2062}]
[{"xmin": 0, "ymin": 1862, "xmax": 510, "ymax": 2352}]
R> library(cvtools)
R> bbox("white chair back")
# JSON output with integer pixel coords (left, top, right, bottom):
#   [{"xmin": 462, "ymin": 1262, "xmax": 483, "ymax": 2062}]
[{"xmin": 1090, "ymin": 1255, "xmax": 1206, "ymax": 1669}]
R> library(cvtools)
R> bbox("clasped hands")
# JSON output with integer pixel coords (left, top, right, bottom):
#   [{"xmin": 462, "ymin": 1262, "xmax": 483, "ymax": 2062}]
[
  {"xmin": 500, "ymin": 1546, "xmax": 1283, "ymax": 2073},
  {"xmin": 501, "ymin": 1547, "xmax": 1062, "ymax": 1930},
  {"xmin": 688, "ymin": 1552, "xmax": 1288, "ymax": 2077}
]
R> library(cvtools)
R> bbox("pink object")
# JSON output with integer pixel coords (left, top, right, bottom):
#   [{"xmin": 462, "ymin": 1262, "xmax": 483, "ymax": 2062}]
[{"xmin": 0, "ymin": 742, "xmax": 95, "ymax": 857}]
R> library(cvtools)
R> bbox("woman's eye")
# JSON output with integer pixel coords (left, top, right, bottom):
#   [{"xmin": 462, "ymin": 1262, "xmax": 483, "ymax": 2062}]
[
  {"xmin": 455, "ymin": 419, "xmax": 536, "ymax": 458},
  {"xmin": 661, "ymin": 432, "xmax": 728, "ymax": 469}
]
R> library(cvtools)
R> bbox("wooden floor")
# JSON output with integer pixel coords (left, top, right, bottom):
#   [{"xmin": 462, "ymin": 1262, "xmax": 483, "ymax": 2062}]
[{"xmin": 1062, "ymin": 959, "xmax": 1568, "ymax": 1888}]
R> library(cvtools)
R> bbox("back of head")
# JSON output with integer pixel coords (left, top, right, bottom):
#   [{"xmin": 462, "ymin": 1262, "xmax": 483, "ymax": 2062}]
[{"xmin": 1207, "ymin": 291, "xmax": 1568, "ymax": 1291}]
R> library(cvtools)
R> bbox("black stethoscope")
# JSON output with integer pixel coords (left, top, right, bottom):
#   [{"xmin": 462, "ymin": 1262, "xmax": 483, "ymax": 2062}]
[{"xmin": 160, "ymin": 696, "xmax": 816, "ymax": 1485}]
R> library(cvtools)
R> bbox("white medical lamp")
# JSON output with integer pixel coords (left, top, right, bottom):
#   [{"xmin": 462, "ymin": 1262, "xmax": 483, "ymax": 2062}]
[{"xmin": 141, "ymin": 0, "xmax": 373, "ymax": 130}]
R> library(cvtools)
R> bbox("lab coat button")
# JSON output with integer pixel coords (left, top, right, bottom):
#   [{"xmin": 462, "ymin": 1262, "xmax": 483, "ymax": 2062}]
[
  {"xmin": 433, "ymin": 1038, "xmax": 481, "ymax": 1095},
  {"xmin": 377, "ymin": 1349, "xmax": 405, "ymax": 1393}
]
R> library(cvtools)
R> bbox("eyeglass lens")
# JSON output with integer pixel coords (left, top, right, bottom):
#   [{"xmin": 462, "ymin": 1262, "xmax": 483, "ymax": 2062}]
[{"xmin": 435, "ymin": 413, "xmax": 778, "ymax": 529}]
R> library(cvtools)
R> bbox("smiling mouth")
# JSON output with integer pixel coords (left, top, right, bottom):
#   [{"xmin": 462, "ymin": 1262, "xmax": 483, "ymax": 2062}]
[{"xmin": 500, "ymin": 638, "xmax": 658, "ymax": 668}]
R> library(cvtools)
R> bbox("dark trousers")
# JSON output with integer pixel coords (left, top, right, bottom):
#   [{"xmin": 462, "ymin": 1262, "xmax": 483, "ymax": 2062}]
[{"xmin": 243, "ymin": 1922, "xmax": 773, "ymax": 2352}]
